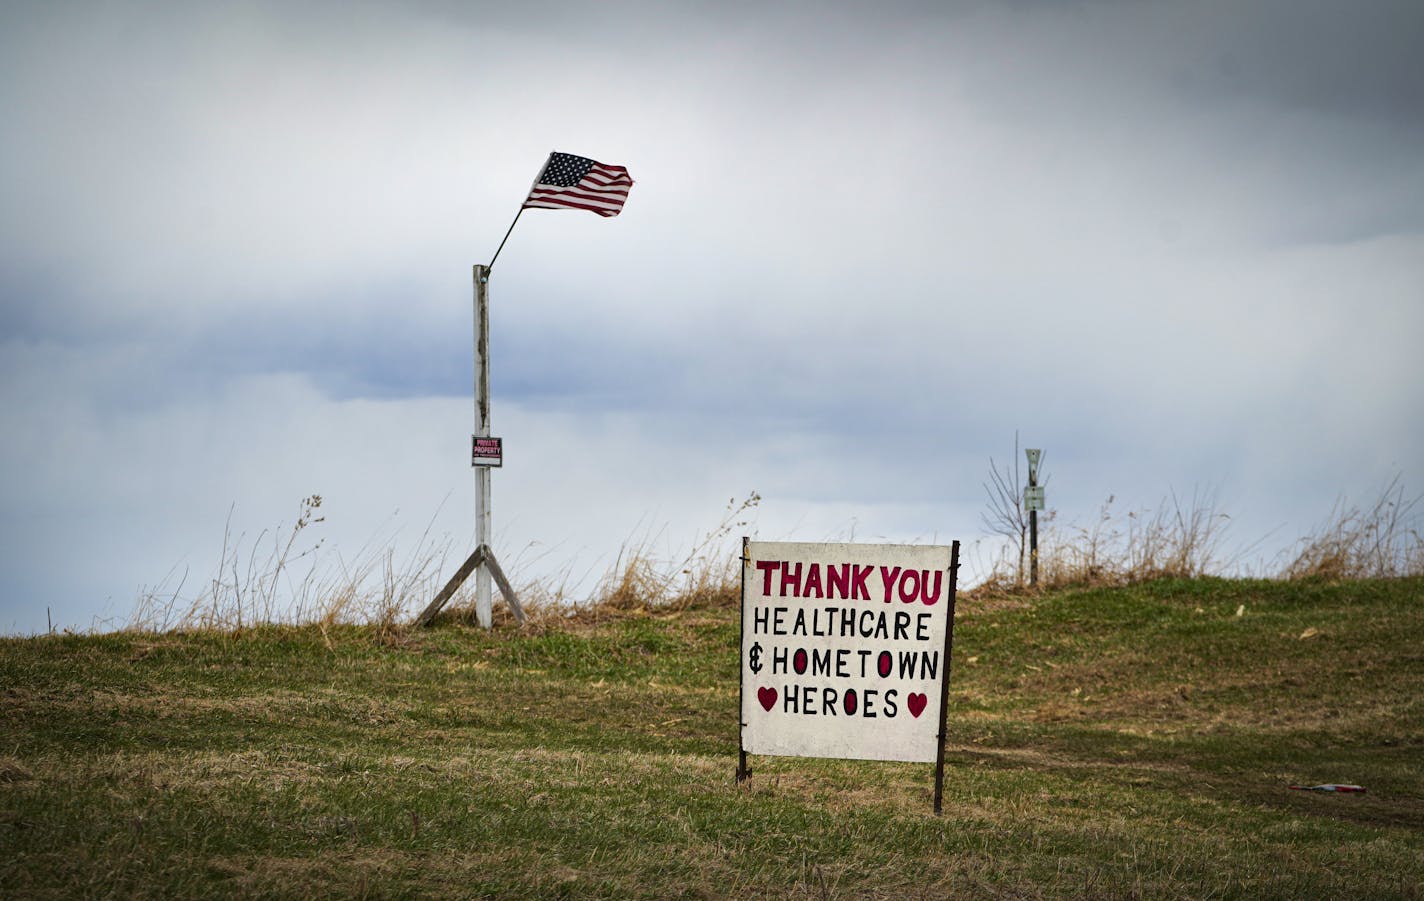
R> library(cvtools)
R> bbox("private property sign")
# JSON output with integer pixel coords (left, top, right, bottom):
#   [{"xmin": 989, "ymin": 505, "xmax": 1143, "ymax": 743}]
[
  {"xmin": 471, "ymin": 436, "xmax": 503, "ymax": 467},
  {"xmin": 739, "ymin": 540, "xmax": 960, "ymax": 776}
]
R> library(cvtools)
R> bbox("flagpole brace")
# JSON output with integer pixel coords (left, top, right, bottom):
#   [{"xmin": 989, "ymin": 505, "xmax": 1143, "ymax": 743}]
[{"xmin": 415, "ymin": 544, "xmax": 525, "ymax": 627}]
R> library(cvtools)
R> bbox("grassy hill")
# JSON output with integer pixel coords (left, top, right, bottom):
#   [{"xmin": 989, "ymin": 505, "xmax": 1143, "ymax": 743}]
[{"xmin": 2, "ymin": 577, "xmax": 1422, "ymax": 898}]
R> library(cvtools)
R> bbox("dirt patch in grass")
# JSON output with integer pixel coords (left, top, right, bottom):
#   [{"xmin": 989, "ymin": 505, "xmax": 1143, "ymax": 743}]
[
  {"xmin": 205, "ymin": 851, "xmax": 424, "ymax": 896},
  {"xmin": 9, "ymin": 685, "xmax": 419, "ymax": 729},
  {"xmin": 0, "ymin": 757, "xmax": 34, "ymax": 783}
]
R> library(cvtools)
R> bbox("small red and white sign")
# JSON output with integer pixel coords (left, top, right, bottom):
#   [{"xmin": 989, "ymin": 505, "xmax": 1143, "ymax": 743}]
[{"xmin": 471, "ymin": 436, "xmax": 503, "ymax": 467}]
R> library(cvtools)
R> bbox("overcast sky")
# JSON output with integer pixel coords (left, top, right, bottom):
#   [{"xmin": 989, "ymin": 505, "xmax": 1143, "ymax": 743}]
[{"xmin": 2, "ymin": 0, "xmax": 1421, "ymax": 633}]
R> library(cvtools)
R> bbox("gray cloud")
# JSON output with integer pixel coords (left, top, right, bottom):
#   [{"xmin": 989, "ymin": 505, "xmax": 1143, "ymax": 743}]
[{"xmin": 2, "ymin": 0, "xmax": 1421, "ymax": 632}]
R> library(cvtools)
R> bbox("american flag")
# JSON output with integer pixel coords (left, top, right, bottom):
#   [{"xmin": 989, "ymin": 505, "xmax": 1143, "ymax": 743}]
[{"xmin": 521, "ymin": 152, "xmax": 633, "ymax": 218}]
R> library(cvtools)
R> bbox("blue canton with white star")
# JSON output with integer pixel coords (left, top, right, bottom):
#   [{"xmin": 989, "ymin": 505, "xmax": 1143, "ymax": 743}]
[{"xmin": 540, "ymin": 152, "xmax": 596, "ymax": 186}]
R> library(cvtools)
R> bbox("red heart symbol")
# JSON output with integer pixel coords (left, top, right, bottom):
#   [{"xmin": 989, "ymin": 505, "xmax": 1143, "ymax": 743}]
[
  {"xmin": 907, "ymin": 692, "xmax": 928, "ymax": 718},
  {"xmin": 757, "ymin": 687, "xmax": 778, "ymax": 712}
]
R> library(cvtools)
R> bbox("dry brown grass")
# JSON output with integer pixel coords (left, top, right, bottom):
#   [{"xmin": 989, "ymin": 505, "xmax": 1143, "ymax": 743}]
[
  {"xmin": 132, "ymin": 475, "xmax": 1424, "ymax": 636},
  {"xmin": 444, "ymin": 492, "xmax": 756, "ymax": 631},
  {"xmin": 970, "ymin": 478, "xmax": 1424, "ymax": 600},
  {"xmin": 129, "ymin": 497, "xmax": 462, "ymax": 637},
  {"xmin": 1281, "ymin": 475, "xmax": 1424, "ymax": 580},
  {"xmin": 593, "ymin": 492, "xmax": 757, "ymax": 613},
  {"xmin": 968, "ymin": 489, "xmax": 1236, "ymax": 598}
]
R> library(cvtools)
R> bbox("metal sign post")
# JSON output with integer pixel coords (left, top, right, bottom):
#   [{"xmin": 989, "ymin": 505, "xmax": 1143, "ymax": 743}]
[
  {"xmin": 737, "ymin": 537, "xmax": 752, "ymax": 784},
  {"xmin": 932, "ymin": 540, "xmax": 962, "ymax": 816},
  {"xmin": 1025, "ymin": 449, "xmax": 1044, "ymax": 588}
]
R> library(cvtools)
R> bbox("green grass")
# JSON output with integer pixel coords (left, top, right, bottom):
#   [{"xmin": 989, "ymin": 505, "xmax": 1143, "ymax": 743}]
[{"xmin": 3, "ymin": 578, "xmax": 1422, "ymax": 898}]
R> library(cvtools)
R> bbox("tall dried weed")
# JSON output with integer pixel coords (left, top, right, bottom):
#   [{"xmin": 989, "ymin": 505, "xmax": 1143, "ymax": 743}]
[
  {"xmin": 972, "ymin": 489, "xmax": 1236, "ymax": 595},
  {"xmin": 444, "ymin": 492, "xmax": 759, "ymax": 629},
  {"xmin": 132, "ymin": 473, "xmax": 1422, "ymax": 636},
  {"xmin": 973, "ymin": 477, "xmax": 1423, "ymax": 597},
  {"xmin": 129, "ymin": 496, "xmax": 453, "ymax": 637},
  {"xmin": 1280, "ymin": 475, "xmax": 1424, "ymax": 580}
]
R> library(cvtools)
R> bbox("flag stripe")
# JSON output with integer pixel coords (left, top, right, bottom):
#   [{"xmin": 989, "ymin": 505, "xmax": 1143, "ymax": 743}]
[
  {"xmin": 525, "ymin": 187, "xmax": 629, "ymax": 204},
  {"xmin": 528, "ymin": 184, "xmax": 629, "ymax": 196},
  {"xmin": 525, "ymin": 201, "xmax": 624, "ymax": 216},
  {"xmin": 525, "ymin": 201, "xmax": 625, "ymax": 216},
  {"xmin": 585, "ymin": 168, "xmax": 631, "ymax": 183},
  {"xmin": 523, "ymin": 199, "xmax": 623, "ymax": 217},
  {"xmin": 526, "ymin": 192, "xmax": 626, "ymax": 207}
]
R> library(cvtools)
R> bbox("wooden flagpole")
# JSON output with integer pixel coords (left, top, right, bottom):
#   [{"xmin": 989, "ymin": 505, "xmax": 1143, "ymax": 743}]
[
  {"xmin": 414, "ymin": 262, "xmax": 524, "ymax": 629},
  {"xmin": 473, "ymin": 263, "xmax": 494, "ymax": 627}
]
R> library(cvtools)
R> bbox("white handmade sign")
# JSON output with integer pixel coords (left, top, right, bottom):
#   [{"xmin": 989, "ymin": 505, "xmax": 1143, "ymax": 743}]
[{"xmin": 739, "ymin": 540, "xmax": 956, "ymax": 764}]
